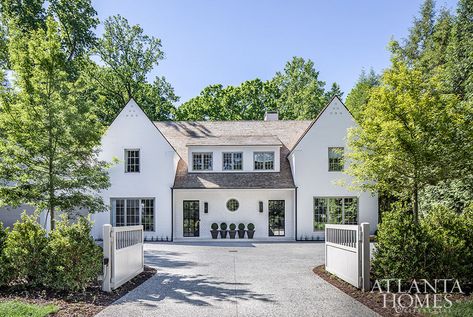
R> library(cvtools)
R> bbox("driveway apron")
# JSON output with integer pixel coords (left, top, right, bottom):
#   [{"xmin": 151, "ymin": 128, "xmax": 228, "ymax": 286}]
[{"xmin": 95, "ymin": 242, "xmax": 379, "ymax": 317}]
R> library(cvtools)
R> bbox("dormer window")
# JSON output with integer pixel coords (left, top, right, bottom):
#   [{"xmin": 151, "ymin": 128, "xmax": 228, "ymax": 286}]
[
  {"xmin": 192, "ymin": 152, "xmax": 213, "ymax": 171},
  {"xmin": 125, "ymin": 149, "xmax": 140, "ymax": 173},
  {"xmin": 223, "ymin": 152, "xmax": 243, "ymax": 170},
  {"xmin": 254, "ymin": 152, "xmax": 274, "ymax": 170}
]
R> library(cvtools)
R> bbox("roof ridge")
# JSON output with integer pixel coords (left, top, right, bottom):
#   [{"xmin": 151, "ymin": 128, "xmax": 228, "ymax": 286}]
[{"xmin": 154, "ymin": 120, "xmax": 313, "ymax": 124}]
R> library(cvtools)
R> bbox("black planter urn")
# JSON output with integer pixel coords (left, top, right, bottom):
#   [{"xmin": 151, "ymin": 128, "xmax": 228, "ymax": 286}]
[
  {"xmin": 237, "ymin": 230, "xmax": 245, "ymax": 238},
  {"xmin": 229, "ymin": 230, "xmax": 236, "ymax": 239},
  {"xmin": 210, "ymin": 230, "xmax": 218, "ymax": 239},
  {"xmin": 219, "ymin": 230, "xmax": 228, "ymax": 239},
  {"xmin": 247, "ymin": 230, "xmax": 255, "ymax": 239}
]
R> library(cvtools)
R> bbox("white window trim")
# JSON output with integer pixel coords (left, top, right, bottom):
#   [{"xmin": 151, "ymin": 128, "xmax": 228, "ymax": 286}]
[
  {"xmin": 110, "ymin": 197, "xmax": 155, "ymax": 232},
  {"xmin": 222, "ymin": 152, "xmax": 243, "ymax": 171},
  {"xmin": 192, "ymin": 152, "xmax": 213, "ymax": 171},
  {"xmin": 253, "ymin": 151, "xmax": 275, "ymax": 171},
  {"xmin": 328, "ymin": 147, "xmax": 344, "ymax": 172},
  {"xmin": 124, "ymin": 148, "xmax": 140, "ymax": 173}
]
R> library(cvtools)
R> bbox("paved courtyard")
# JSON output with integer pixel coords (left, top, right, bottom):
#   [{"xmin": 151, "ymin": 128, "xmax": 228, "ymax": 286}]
[{"xmin": 96, "ymin": 242, "xmax": 378, "ymax": 317}]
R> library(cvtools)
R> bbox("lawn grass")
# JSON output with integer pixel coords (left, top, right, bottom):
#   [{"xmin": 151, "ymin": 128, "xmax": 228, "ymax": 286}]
[
  {"xmin": 0, "ymin": 300, "xmax": 58, "ymax": 317},
  {"xmin": 423, "ymin": 300, "xmax": 473, "ymax": 317}
]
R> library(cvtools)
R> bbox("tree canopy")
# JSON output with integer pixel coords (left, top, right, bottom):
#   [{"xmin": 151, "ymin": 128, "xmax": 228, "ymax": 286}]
[
  {"xmin": 0, "ymin": 18, "xmax": 109, "ymax": 229},
  {"xmin": 176, "ymin": 56, "xmax": 342, "ymax": 121},
  {"xmin": 346, "ymin": 0, "xmax": 473, "ymax": 220}
]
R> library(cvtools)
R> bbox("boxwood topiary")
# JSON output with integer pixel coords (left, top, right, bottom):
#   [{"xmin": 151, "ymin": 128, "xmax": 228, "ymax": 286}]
[
  {"xmin": 220, "ymin": 222, "xmax": 227, "ymax": 230},
  {"xmin": 238, "ymin": 223, "xmax": 245, "ymax": 230},
  {"xmin": 229, "ymin": 223, "xmax": 236, "ymax": 230},
  {"xmin": 211, "ymin": 223, "xmax": 218, "ymax": 230},
  {"xmin": 247, "ymin": 223, "xmax": 255, "ymax": 231}
]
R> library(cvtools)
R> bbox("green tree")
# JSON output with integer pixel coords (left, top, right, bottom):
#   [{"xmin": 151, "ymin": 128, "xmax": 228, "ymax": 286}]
[
  {"xmin": 446, "ymin": 0, "xmax": 473, "ymax": 99},
  {"xmin": 345, "ymin": 68, "xmax": 380, "ymax": 121},
  {"xmin": 90, "ymin": 15, "xmax": 178, "ymax": 123},
  {"xmin": 346, "ymin": 53, "xmax": 472, "ymax": 222},
  {"xmin": 0, "ymin": 0, "xmax": 98, "ymax": 67},
  {"xmin": 176, "ymin": 79, "xmax": 278, "ymax": 121},
  {"xmin": 0, "ymin": 18, "xmax": 110, "ymax": 230},
  {"xmin": 272, "ymin": 56, "xmax": 326, "ymax": 119},
  {"xmin": 324, "ymin": 82, "xmax": 344, "ymax": 103}
]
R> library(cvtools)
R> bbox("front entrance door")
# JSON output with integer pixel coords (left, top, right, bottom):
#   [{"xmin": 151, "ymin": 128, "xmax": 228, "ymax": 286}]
[
  {"xmin": 183, "ymin": 200, "xmax": 200, "ymax": 237},
  {"xmin": 268, "ymin": 200, "xmax": 285, "ymax": 236}
]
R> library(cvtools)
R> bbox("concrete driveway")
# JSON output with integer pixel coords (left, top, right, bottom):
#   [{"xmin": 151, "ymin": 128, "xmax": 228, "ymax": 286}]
[{"xmin": 96, "ymin": 242, "xmax": 378, "ymax": 317}]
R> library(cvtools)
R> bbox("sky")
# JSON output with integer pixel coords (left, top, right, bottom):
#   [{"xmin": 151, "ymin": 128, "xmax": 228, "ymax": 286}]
[{"xmin": 92, "ymin": 0, "xmax": 458, "ymax": 105}]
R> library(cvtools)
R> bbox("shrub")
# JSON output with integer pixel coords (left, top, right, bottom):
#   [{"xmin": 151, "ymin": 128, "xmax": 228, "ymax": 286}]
[
  {"xmin": 373, "ymin": 203, "xmax": 473, "ymax": 283},
  {"xmin": 3, "ymin": 213, "xmax": 48, "ymax": 286},
  {"xmin": 0, "ymin": 222, "xmax": 10, "ymax": 286},
  {"xmin": 372, "ymin": 204, "xmax": 427, "ymax": 281},
  {"xmin": 45, "ymin": 215, "xmax": 102, "ymax": 292},
  {"xmin": 220, "ymin": 222, "xmax": 227, "ymax": 230},
  {"xmin": 421, "ymin": 205, "xmax": 470, "ymax": 281},
  {"xmin": 211, "ymin": 223, "xmax": 218, "ymax": 230},
  {"xmin": 247, "ymin": 223, "xmax": 255, "ymax": 231},
  {"xmin": 238, "ymin": 223, "xmax": 245, "ymax": 230},
  {"xmin": 229, "ymin": 223, "xmax": 236, "ymax": 230}
]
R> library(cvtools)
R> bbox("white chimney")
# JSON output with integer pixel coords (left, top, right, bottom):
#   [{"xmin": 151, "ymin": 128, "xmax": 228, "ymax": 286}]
[{"xmin": 264, "ymin": 111, "xmax": 278, "ymax": 121}]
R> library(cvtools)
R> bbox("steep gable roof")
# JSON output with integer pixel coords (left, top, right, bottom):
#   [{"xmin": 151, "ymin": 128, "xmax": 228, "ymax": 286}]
[{"xmin": 289, "ymin": 95, "xmax": 353, "ymax": 156}]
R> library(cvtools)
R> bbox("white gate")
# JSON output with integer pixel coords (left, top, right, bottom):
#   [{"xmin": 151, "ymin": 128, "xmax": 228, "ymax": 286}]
[
  {"xmin": 324, "ymin": 223, "xmax": 370, "ymax": 291},
  {"xmin": 102, "ymin": 224, "xmax": 144, "ymax": 292}
]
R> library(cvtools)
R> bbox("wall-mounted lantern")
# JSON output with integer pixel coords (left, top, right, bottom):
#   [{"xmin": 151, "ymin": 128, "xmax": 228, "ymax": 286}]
[
  {"xmin": 204, "ymin": 202, "xmax": 209, "ymax": 213},
  {"xmin": 259, "ymin": 201, "xmax": 263, "ymax": 213}
]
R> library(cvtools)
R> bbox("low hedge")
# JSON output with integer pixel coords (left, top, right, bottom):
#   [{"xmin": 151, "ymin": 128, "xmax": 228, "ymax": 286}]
[
  {"xmin": 372, "ymin": 203, "xmax": 473, "ymax": 283},
  {"xmin": 0, "ymin": 212, "xmax": 102, "ymax": 292}
]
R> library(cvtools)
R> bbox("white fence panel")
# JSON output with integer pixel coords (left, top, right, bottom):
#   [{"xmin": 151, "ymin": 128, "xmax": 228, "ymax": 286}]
[
  {"xmin": 325, "ymin": 223, "xmax": 370, "ymax": 291},
  {"xmin": 102, "ymin": 224, "xmax": 144, "ymax": 292}
]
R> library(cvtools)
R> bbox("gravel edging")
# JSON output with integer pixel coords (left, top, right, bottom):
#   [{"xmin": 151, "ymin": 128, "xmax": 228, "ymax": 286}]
[{"xmin": 0, "ymin": 265, "xmax": 157, "ymax": 317}]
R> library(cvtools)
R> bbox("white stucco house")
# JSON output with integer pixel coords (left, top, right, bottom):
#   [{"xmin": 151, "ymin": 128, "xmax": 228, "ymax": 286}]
[{"xmin": 90, "ymin": 96, "xmax": 378, "ymax": 241}]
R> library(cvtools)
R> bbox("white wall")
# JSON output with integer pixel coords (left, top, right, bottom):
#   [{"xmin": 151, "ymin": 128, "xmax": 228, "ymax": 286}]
[
  {"xmin": 289, "ymin": 97, "xmax": 378, "ymax": 238},
  {"xmin": 173, "ymin": 188, "xmax": 295, "ymax": 239},
  {"xmin": 187, "ymin": 145, "xmax": 281, "ymax": 173},
  {"xmin": 91, "ymin": 99, "xmax": 177, "ymax": 240}
]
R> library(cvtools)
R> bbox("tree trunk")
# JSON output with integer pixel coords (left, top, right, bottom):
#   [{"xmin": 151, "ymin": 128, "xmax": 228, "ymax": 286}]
[
  {"xmin": 50, "ymin": 206, "xmax": 55, "ymax": 230},
  {"xmin": 413, "ymin": 182, "xmax": 419, "ymax": 224}
]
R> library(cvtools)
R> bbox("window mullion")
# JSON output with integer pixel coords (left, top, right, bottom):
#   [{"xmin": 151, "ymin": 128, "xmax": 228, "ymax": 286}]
[{"xmin": 124, "ymin": 199, "xmax": 127, "ymax": 226}]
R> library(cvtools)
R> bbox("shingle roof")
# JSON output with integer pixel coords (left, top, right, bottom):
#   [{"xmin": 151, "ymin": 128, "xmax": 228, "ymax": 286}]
[
  {"xmin": 154, "ymin": 120, "xmax": 312, "ymax": 189},
  {"xmin": 186, "ymin": 135, "xmax": 282, "ymax": 147}
]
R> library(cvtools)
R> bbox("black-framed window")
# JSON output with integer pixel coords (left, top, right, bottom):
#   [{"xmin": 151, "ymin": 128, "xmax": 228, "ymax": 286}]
[
  {"xmin": 223, "ymin": 152, "xmax": 243, "ymax": 170},
  {"xmin": 112, "ymin": 198, "xmax": 155, "ymax": 232},
  {"xmin": 328, "ymin": 147, "xmax": 344, "ymax": 172},
  {"xmin": 226, "ymin": 199, "xmax": 239, "ymax": 212},
  {"xmin": 142, "ymin": 199, "xmax": 154, "ymax": 231},
  {"xmin": 192, "ymin": 152, "xmax": 213, "ymax": 171},
  {"xmin": 254, "ymin": 152, "xmax": 274, "ymax": 170},
  {"xmin": 125, "ymin": 149, "xmax": 140, "ymax": 173},
  {"xmin": 126, "ymin": 199, "xmax": 140, "ymax": 225},
  {"xmin": 313, "ymin": 197, "xmax": 358, "ymax": 231}
]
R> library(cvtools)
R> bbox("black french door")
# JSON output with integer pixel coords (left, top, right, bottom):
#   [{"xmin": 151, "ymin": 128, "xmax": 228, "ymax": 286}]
[
  {"xmin": 268, "ymin": 200, "xmax": 285, "ymax": 236},
  {"xmin": 183, "ymin": 200, "xmax": 200, "ymax": 237}
]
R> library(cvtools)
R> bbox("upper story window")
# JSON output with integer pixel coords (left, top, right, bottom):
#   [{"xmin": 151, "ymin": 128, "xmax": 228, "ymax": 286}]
[
  {"xmin": 223, "ymin": 152, "xmax": 243, "ymax": 171},
  {"xmin": 192, "ymin": 152, "xmax": 213, "ymax": 171},
  {"xmin": 125, "ymin": 149, "xmax": 140, "ymax": 173},
  {"xmin": 254, "ymin": 152, "xmax": 274, "ymax": 170},
  {"xmin": 328, "ymin": 147, "xmax": 344, "ymax": 172}
]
